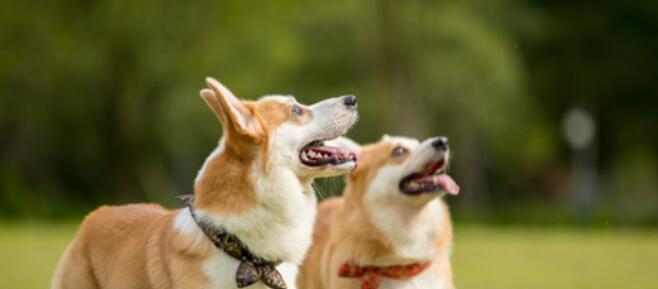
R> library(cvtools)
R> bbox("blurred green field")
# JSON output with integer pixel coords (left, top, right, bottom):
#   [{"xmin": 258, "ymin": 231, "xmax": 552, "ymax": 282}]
[{"xmin": 1, "ymin": 224, "xmax": 656, "ymax": 289}]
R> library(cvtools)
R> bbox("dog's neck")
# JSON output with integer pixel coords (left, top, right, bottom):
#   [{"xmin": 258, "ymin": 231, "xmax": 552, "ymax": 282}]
[
  {"xmin": 191, "ymin": 142, "xmax": 318, "ymax": 264},
  {"xmin": 334, "ymin": 190, "xmax": 450, "ymax": 266}
]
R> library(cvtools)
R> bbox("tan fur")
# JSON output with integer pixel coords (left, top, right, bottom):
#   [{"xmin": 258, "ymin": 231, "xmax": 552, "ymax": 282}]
[
  {"xmin": 194, "ymin": 137, "xmax": 259, "ymax": 215},
  {"xmin": 253, "ymin": 98, "xmax": 314, "ymax": 127},
  {"xmin": 298, "ymin": 138, "xmax": 455, "ymax": 289}
]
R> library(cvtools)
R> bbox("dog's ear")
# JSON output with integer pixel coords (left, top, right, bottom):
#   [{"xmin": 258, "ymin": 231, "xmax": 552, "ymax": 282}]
[{"xmin": 201, "ymin": 77, "xmax": 263, "ymax": 140}]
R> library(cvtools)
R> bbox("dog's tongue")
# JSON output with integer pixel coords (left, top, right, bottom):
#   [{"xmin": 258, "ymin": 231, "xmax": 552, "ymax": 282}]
[{"xmin": 435, "ymin": 174, "xmax": 460, "ymax": 195}]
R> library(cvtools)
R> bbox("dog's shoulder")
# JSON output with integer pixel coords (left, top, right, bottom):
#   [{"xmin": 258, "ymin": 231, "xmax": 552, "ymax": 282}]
[{"xmin": 84, "ymin": 203, "xmax": 169, "ymax": 226}]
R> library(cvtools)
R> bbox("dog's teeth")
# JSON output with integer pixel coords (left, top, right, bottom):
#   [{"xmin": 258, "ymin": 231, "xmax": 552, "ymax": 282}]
[{"xmin": 308, "ymin": 151, "xmax": 316, "ymax": 158}]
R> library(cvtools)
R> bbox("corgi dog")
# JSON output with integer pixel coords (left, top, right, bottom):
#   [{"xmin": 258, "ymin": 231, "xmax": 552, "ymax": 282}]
[
  {"xmin": 51, "ymin": 77, "xmax": 359, "ymax": 289},
  {"xmin": 298, "ymin": 135, "xmax": 460, "ymax": 289}
]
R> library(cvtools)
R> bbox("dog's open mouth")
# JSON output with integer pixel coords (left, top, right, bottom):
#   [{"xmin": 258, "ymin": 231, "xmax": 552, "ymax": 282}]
[
  {"xmin": 399, "ymin": 158, "xmax": 460, "ymax": 195},
  {"xmin": 300, "ymin": 140, "xmax": 357, "ymax": 167}
]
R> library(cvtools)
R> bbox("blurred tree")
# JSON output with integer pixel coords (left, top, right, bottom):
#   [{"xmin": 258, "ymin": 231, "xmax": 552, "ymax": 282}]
[{"xmin": 0, "ymin": 0, "xmax": 656, "ymax": 224}]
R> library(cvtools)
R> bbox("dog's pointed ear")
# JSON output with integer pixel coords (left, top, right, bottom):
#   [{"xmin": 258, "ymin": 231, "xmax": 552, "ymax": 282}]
[{"xmin": 201, "ymin": 77, "xmax": 263, "ymax": 139}]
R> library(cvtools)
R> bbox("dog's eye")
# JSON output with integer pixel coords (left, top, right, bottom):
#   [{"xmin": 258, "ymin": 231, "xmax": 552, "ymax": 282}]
[
  {"xmin": 292, "ymin": 104, "xmax": 303, "ymax": 116},
  {"xmin": 391, "ymin": 146, "xmax": 408, "ymax": 157}
]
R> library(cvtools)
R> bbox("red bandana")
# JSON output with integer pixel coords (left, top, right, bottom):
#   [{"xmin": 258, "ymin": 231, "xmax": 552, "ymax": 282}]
[{"xmin": 338, "ymin": 261, "xmax": 432, "ymax": 289}]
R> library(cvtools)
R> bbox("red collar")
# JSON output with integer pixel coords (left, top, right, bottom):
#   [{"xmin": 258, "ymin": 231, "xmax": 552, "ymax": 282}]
[{"xmin": 338, "ymin": 260, "xmax": 432, "ymax": 289}]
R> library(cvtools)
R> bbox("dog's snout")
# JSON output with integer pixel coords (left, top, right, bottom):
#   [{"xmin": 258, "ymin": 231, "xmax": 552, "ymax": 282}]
[
  {"xmin": 343, "ymin": 95, "xmax": 357, "ymax": 107},
  {"xmin": 432, "ymin": 136, "xmax": 449, "ymax": 150}
]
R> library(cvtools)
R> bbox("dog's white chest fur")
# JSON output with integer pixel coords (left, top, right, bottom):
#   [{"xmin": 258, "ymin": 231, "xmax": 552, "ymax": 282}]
[
  {"xmin": 174, "ymin": 209, "xmax": 303, "ymax": 289},
  {"xmin": 176, "ymin": 157, "xmax": 316, "ymax": 289}
]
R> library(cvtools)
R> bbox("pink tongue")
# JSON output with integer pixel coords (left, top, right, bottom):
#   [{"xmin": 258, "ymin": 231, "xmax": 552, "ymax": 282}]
[{"xmin": 435, "ymin": 174, "xmax": 460, "ymax": 195}]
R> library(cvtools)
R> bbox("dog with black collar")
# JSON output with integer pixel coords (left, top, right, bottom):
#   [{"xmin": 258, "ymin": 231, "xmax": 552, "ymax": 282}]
[{"xmin": 51, "ymin": 77, "xmax": 359, "ymax": 289}]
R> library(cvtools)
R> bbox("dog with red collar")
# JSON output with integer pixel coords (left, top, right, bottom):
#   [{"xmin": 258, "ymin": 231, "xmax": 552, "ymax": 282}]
[{"xmin": 297, "ymin": 135, "xmax": 459, "ymax": 289}]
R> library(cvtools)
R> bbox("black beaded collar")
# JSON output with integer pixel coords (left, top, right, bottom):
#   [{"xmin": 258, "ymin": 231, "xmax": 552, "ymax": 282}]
[{"xmin": 178, "ymin": 195, "xmax": 287, "ymax": 289}]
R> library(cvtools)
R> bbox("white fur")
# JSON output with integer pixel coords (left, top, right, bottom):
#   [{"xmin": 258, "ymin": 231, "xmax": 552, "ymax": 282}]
[
  {"xmin": 173, "ymin": 207, "xmax": 198, "ymax": 235},
  {"xmin": 365, "ymin": 178, "xmax": 446, "ymax": 263}
]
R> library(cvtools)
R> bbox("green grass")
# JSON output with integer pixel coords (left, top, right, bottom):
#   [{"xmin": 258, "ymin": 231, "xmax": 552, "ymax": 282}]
[
  {"xmin": 1, "ymin": 224, "xmax": 656, "ymax": 289},
  {"xmin": 0, "ymin": 223, "xmax": 77, "ymax": 289},
  {"xmin": 453, "ymin": 226, "xmax": 658, "ymax": 289}
]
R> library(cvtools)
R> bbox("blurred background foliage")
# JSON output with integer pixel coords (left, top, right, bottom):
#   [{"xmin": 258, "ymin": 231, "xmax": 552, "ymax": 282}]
[{"xmin": 1, "ymin": 0, "xmax": 656, "ymax": 225}]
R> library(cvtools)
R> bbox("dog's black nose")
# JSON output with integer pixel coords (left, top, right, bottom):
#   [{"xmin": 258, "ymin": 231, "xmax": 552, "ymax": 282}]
[
  {"xmin": 432, "ymin": 136, "xmax": 448, "ymax": 150},
  {"xmin": 343, "ymin": 95, "xmax": 357, "ymax": 107}
]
